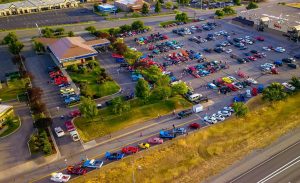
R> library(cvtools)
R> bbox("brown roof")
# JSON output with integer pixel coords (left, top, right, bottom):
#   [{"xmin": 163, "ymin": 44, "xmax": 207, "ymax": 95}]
[
  {"xmin": 85, "ymin": 38, "xmax": 110, "ymax": 46},
  {"xmin": 34, "ymin": 37, "xmax": 58, "ymax": 45}
]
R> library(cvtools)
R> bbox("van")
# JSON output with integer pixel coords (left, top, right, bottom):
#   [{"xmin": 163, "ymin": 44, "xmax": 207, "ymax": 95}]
[{"xmin": 188, "ymin": 93, "xmax": 202, "ymax": 101}]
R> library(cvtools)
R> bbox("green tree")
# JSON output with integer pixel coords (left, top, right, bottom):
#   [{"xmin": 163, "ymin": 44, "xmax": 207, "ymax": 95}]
[
  {"xmin": 171, "ymin": 82, "xmax": 188, "ymax": 95},
  {"xmin": 94, "ymin": 3, "xmax": 99, "ymax": 12},
  {"xmin": 173, "ymin": 3, "xmax": 179, "ymax": 9},
  {"xmin": 177, "ymin": 0, "xmax": 189, "ymax": 5},
  {"xmin": 2, "ymin": 32, "xmax": 18, "ymax": 45},
  {"xmin": 55, "ymin": 28, "xmax": 65, "ymax": 35},
  {"xmin": 165, "ymin": 1, "xmax": 173, "ymax": 9},
  {"xmin": 113, "ymin": 42, "xmax": 128, "ymax": 55},
  {"xmin": 108, "ymin": 28, "xmax": 116, "ymax": 36},
  {"xmin": 223, "ymin": 6, "xmax": 236, "ymax": 15},
  {"xmin": 119, "ymin": 24, "xmax": 132, "ymax": 33},
  {"xmin": 111, "ymin": 96, "xmax": 131, "ymax": 114},
  {"xmin": 141, "ymin": 3, "xmax": 149, "ymax": 14},
  {"xmin": 156, "ymin": 75, "xmax": 170, "ymax": 87},
  {"xmin": 34, "ymin": 117, "xmax": 52, "ymax": 130},
  {"xmin": 85, "ymin": 26, "xmax": 97, "ymax": 34},
  {"xmin": 42, "ymin": 139, "xmax": 52, "ymax": 155},
  {"xmin": 131, "ymin": 20, "xmax": 144, "ymax": 30},
  {"xmin": 79, "ymin": 97, "xmax": 99, "ymax": 120},
  {"xmin": 135, "ymin": 78, "xmax": 150, "ymax": 101},
  {"xmin": 152, "ymin": 86, "xmax": 172, "ymax": 100},
  {"xmin": 289, "ymin": 76, "xmax": 300, "ymax": 90},
  {"xmin": 262, "ymin": 82, "xmax": 287, "ymax": 102},
  {"xmin": 33, "ymin": 41, "xmax": 45, "ymax": 52},
  {"xmin": 155, "ymin": 2, "xmax": 161, "ymax": 13},
  {"xmin": 175, "ymin": 12, "xmax": 188, "ymax": 22},
  {"xmin": 233, "ymin": 0, "xmax": 241, "ymax": 5},
  {"xmin": 4, "ymin": 116, "xmax": 15, "ymax": 127},
  {"xmin": 9, "ymin": 41, "xmax": 24, "ymax": 55},
  {"xmin": 141, "ymin": 65, "xmax": 162, "ymax": 83},
  {"xmin": 68, "ymin": 31, "xmax": 75, "ymax": 37},
  {"xmin": 246, "ymin": 1, "xmax": 258, "ymax": 10},
  {"xmin": 232, "ymin": 102, "xmax": 248, "ymax": 117},
  {"xmin": 215, "ymin": 10, "xmax": 225, "ymax": 17},
  {"xmin": 158, "ymin": 0, "xmax": 164, "ymax": 4},
  {"xmin": 41, "ymin": 27, "xmax": 54, "ymax": 38}
]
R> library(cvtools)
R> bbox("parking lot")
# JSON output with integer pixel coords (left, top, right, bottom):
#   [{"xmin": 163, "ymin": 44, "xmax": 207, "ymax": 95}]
[{"xmin": 0, "ymin": 8, "xmax": 104, "ymax": 30}]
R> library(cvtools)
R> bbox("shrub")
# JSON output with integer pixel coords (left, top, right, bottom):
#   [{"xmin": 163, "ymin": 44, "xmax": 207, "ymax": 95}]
[
  {"xmin": 42, "ymin": 139, "xmax": 52, "ymax": 155},
  {"xmin": 246, "ymin": 2, "xmax": 258, "ymax": 9}
]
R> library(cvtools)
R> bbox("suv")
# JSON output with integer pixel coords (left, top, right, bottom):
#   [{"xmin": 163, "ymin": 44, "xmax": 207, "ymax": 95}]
[
  {"xmin": 282, "ymin": 58, "xmax": 296, "ymax": 63},
  {"xmin": 177, "ymin": 109, "xmax": 193, "ymax": 119},
  {"xmin": 192, "ymin": 96, "xmax": 209, "ymax": 104}
]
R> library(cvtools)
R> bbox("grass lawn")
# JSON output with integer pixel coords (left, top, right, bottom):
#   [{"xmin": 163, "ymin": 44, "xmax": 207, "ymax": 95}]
[
  {"xmin": 287, "ymin": 3, "xmax": 300, "ymax": 8},
  {"xmin": 71, "ymin": 93, "xmax": 300, "ymax": 183},
  {"xmin": 0, "ymin": 78, "xmax": 29, "ymax": 102},
  {"xmin": 74, "ymin": 96, "xmax": 192, "ymax": 142},
  {"xmin": 0, "ymin": 118, "xmax": 20, "ymax": 137},
  {"xmin": 68, "ymin": 69, "xmax": 120, "ymax": 98}
]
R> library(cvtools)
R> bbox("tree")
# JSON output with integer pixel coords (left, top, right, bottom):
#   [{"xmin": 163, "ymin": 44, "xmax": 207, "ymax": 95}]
[
  {"xmin": 175, "ymin": 12, "xmax": 188, "ymax": 22},
  {"xmin": 111, "ymin": 96, "xmax": 131, "ymax": 114},
  {"xmin": 131, "ymin": 20, "xmax": 144, "ymax": 30},
  {"xmin": 165, "ymin": 1, "xmax": 173, "ymax": 9},
  {"xmin": 119, "ymin": 24, "xmax": 132, "ymax": 33},
  {"xmin": 34, "ymin": 117, "xmax": 52, "ymax": 129},
  {"xmin": 223, "ymin": 6, "xmax": 236, "ymax": 15},
  {"xmin": 232, "ymin": 102, "xmax": 248, "ymax": 117},
  {"xmin": 94, "ymin": 3, "xmax": 99, "ymax": 12},
  {"xmin": 289, "ymin": 76, "xmax": 300, "ymax": 90},
  {"xmin": 79, "ymin": 97, "xmax": 99, "ymax": 120},
  {"xmin": 135, "ymin": 78, "xmax": 150, "ymax": 101},
  {"xmin": 173, "ymin": 3, "xmax": 179, "ymax": 9},
  {"xmin": 85, "ymin": 26, "xmax": 97, "ymax": 34},
  {"xmin": 233, "ymin": 0, "xmax": 241, "ymax": 5},
  {"xmin": 177, "ymin": 0, "xmax": 189, "ymax": 5},
  {"xmin": 2, "ymin": 32, "xmax": 18, "ymax": 45},
  {"xmin": 171, "ymin": 82, "xmax": 188, "ymax": 95},
  {"xmin": 4, "ymin": 116, "xmax": 15, "ymax": 127},
  {"xmin": 262, "ymin": 82, "xmax": 287, "ymax": 102},
  {"xmin": 27, "ymin": 87, "xmax": 43, "ymax": 103},
  {"xmin": 55, "ymin": 28, "xmax": 65, "ymax": 35},
  {"xmin": 41, "ymin": 27, "xmax": 54, "ymax": 38},
  {"xmin": 246, "ymin": 1, "xmax": 258, "ymax": 10},
  {"xmin": 68, "ymin": 31, "xmax": 75, "ymax": 37},
  {"xmin": 31, "ymin": 101, "xmax": 46, "ymax": 114},
  {"xmin": 152, "ymin": 86, "xmax": 172, "ymax": 100},
  {"xmin": 141, "ymin": 65, "xmax": 162, "ymax": 83},
  {"xmin": 141, "ymin": 3, "xmax": 149, "ymax": 14},
  {"xmin": 113, "ymin": 42, "xmax": 128, "ymax": 55},
  {"xmin": 33, "ymin": 41, "xmax": 45, "ymax": 52},
  {"xmin": 156, "ymin": 75, "xmax": 170, "ymax": 87},
  {"xmin": 155, "ymin": 2, "xmax": 161, "ymax": 13},
  {"xmin": 8, "ymin": 41, "xmax": 24, "ymax": 55},
  {"xmin": 215, "ymin": 10, "xmax": 225, "ymax": 17},
  {"xmin": 158, "ymin": 0, "xmax": 164, "ymax": 4},
  {"xmin": 108, "ymin": 28, "xmax": 116, "ymax": 36},
  {"xmin": 97, "ymin": 31, "xmax": 110, "ymax": 38}
]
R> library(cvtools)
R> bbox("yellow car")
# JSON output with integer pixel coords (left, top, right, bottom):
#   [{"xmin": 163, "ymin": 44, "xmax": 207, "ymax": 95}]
[
  {"xmin": 222, "ymin": 77, "xmax": 232, "ymax": 84},
  {"xmin": 139, "ymin": 143, "xmax": 150, "ymax": 149}
]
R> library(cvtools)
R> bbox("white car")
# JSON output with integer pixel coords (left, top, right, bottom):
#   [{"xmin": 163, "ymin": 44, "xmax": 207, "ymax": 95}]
[
  {"xmin": 245, "ymin": 39, "xmax": 253, "ymax": 44},
  {"xmin": 247, "ymin": 78, "xmax": 258, "ymax": 85},
  {"xmin": 203, "ymin": 116, "xmax": 217, "ymax": 124},
  {"xmin": 50, "ymin": 172, "xmax": 71, "ymax": 182},
  {"xmin": 245, "ymin": 36, "xmax": 251, "ymax": 39},
  {"xmin": 233, "ymin": 82, "xmax": 243, "ymax": 90},
  {"xmin": 245, "ymin": 89, "xmax": 252, "ymax": 98},
  {"xmin": 190, "ymin": 26, "xmax": 197, "ymax": 30},
  {"xmin": 211, "ymin": 114, "xmax": 225, "ymax": 121},
  {"xmin": 275, "ymin": 47, "xmax": 285, "ymax": 53},
  {"xmin": 54, "ymin": 127, "xmax": 65, "ymax": 137},
  {"xmin": 223, "ymin": 106, "xmax": 234, "ymax": 112},
  {"xmin": 282, "ymin": 82, "xmax": 295, "ymax": 91},
  {"xmin": 226, "ymin": 49, "xmax": 232, "ymax": 53},
  {"xmin": 217, "ymin": 110, "xmax": 232, "ymax": 117},
  {"xmin": 70, "ymin": 130, "xmax": 80, "ymax": 141},
  {"xmin": 262, "ymin": 46, "xmax": 271, "ymax": 51},
  {"xmin": 228, "ymin": 76, "xmax": 237, "ymax": 83},
  {"xmin": 261, "ymin": 63, "xmax": 275, "ymax": 69}
]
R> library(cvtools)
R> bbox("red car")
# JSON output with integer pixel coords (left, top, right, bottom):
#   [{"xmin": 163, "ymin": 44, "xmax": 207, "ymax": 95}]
[
  {"xmin": 256, "ymin": 36, "xmax": 264, "ymax": 41},
  {"xmin": 148, "ymin": 137, "xmax": 163, "ymax": 144},
  {"xmin": 65, "ymin": 121, "xmax": 75, "ymax": 132},
  {"xmin": 69, "ymin": 110, "xmax": 81, "ymax": 118},
  {"xmin": 121, "ymin": 146, "xmax": 139, "ymax": 154},
  {"xmin": 248, "ymin": 56, "xmax": 257, "ymax": 61},
  {"xmin": 67, "ymin": 165, "xmax": 87, "ymax": 175},
  {"xmin": 189, "ymin": 123, "xmax": 200, "ymax": 129},
  {"xmin": 226, "ymin": 83, "xmax": 238, "ymax": 91}
]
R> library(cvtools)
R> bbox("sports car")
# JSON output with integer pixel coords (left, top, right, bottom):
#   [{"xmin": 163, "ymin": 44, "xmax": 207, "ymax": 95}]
[
  {"xmin": 121, "ymin": 146, "xmax": 139, "ymax": 154},
  {"xmin": 139, "ymin": 143, "xmax": 150, "ymax": 149},
  {"xmin": 148, "ymin": 137, "xmax": 163, "ymax": 144},
  {"xmin": 67, "ymin": 165, "xmax": 87, "ymax": 175}
]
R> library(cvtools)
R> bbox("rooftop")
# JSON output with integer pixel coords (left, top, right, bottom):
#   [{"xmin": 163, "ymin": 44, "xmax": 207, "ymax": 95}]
[
  {"xmin": 115, "ymin": 0, "xmax": 139, "ymax": 5},
  {"xmin": 0, "ymin": 105, "xmax": 13, "ymax": 115},
  {"xmin": 239, "ymin": 4, "xmax": 300, "ymax": 27},
  {"xmin": 0, "ymin": 0, "xmax": 77, "ymax": 10},
  {"xmin": 98, "ymin": 4, "xmax": 116, "ymax": 8}
]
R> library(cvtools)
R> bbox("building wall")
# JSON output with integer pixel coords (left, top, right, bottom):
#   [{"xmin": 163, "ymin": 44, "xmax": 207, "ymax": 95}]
[{"xmin": 61, "ymin": 56, "xmax": 96, "ymax": 67}]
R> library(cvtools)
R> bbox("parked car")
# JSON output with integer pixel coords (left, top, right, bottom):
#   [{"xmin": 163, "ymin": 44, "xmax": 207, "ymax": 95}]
[
  {"xmin": 282, "ymin": 58, "xmax": 296, "ymax": 63},
  {"xmin": 50, "ymin": 172, "xmax": 71, "ymax": 183},
  {"xmin": 282, "ymin": 82, "xmax": 295, "ymax": 91},
  {"xmin": 159, "ymin": 130, "xmax": 176, "ymax": 139},
  {"xmin": 203, "ymin": 116, "xmax": 217, "ymax": 124},
  {"xmin": 121, "ymin": 146, "xmax": 139, "ymax": 154},
  {"xmin": 223, "ymin": 106, "xmax": 234, "ymax": 112},
  {"xmin": 217, "ymin": 110, "xmax": 231, "ymax": 117},
  {"xmin": 64, "ymin": 121, "xmax": 75, "ymax": 132},
  {"xmin": 287, "ymin": 63, "xmax": 298, "ymax": 69},
  {"xmin": 70, "ymin": 130, "xmax": 80, "ymax": 141},
  {"xmin": 211, "ymin": 114, "xmax": 225, "ymax": 121},
  {"xmin": 67, "ymin": 165, "xmax": 87, "ymax": 175},
  {"xmin": 172, "ymin": 127, "xmax": 187, "ymax": 134},
  {"xmin": 189, "ymin": 123, "xmax": 201, "ymax": 129},
  {"xmin": 105, "ymin": 152, "xmax": 125, "ymax": 160},
  {"xmin": 177, "ymin": 109, "xmax": 193, "ymax": 119},
  {"xmin": 69, "ymin": 110, "xmax": 81, "ymax": 118},
  {"xmin": 54, "ymin": 127, "xmax": 65, "ymax": 137},
  {"xmin": 148, "ymin": 137, "xmax": 164, "ymax": 144},
  {"xmin": 138, "ymin": 142, "xmax": 150, "ymax": 149}
]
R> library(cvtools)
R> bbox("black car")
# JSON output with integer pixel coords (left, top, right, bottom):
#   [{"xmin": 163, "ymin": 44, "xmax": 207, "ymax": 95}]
[
  {"xmin": 203, "ymin": 48, "xmax": 213, "ymax": 53},
  {"xmin": 294, "ymin": 54, "xmax": 300, "ymax": 59},
  {"xmin": 214, "ymin": 47, "xmax": 224, "ymax": 53},
  {"xmin": 282, "ymin": 58, "xmax": 296, "ymax": 63},
  {"xmin": 250, "ymin": 50, "xmax": 258, "ymax": 54},
  {"xmin": 287, "ymin": 63, "xmax": 298, "ymax": 69},
  {"xmin": 192, "ymin": 96, "xmax": 209, "ymax": 104},
  {"xmin": 177, "ymin": 109, "xmax": 193, "ymax": 119},
  {"xmin": 237, "ymin": 58, "xmax": 246, "ymax": 64},
  {"xmin": 243, "ymin": 57, "xmax": 251, "ymax": 62}
]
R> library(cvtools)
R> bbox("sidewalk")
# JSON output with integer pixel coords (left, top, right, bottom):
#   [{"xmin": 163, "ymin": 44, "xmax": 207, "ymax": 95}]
[{"xmin": 207, "ymin": 126, "xmax": 300, "ymax": 183}]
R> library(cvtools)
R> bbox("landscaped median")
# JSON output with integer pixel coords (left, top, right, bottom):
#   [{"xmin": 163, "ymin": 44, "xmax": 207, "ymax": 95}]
[
  {"xmin": 71, "ymin": 93, "xmax": 300, "ymax": 183},
  {"xmin": 0, "ymin": 76, "xmax": 30, "ymax": 102},
  {"xmin": 74, "ymin": 95, "xmax": 191, "ymax": 142}
]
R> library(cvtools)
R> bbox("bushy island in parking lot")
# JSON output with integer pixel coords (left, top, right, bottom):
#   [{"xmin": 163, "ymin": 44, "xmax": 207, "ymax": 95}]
[{"xmin": 71, "ymin": 91, "xmax": 300, "ymax": 183}]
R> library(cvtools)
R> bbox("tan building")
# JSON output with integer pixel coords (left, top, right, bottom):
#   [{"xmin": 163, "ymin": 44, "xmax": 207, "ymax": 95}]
[
  {"xmin": 114, "ymin": 0, "xmax": 148, "ymax": 12},
  {"xmin": 0, "ymin": 0, "xmax": 79, "ymax": 17},
  {"xmin": 0, "ymin": 105, "xmax": 14, "ymax": 127},
  {"xmin": 36, "ymin": 37, "xmax": 110, "ymax": 67}
]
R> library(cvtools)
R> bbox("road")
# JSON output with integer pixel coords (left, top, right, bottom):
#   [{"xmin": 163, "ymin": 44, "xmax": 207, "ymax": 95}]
[{"xmin": 229, "ymin": 140, "xmax": 300, "ymax": 183}]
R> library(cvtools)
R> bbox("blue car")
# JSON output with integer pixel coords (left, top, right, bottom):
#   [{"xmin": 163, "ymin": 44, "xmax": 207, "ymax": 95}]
[
  {"xmin": 258, "ymin": 84, "xmax": 264, "ymax": 93},
  {"xmin": 105, "ymin": 152, "xmax": 125, "ymax": 160},
  {"xmin": 233, "ymin": 95, "xmax": 245, "ymax": 102},
  {"xmin": 82, "ymin": 159, "xmax": 104, "ymax": 169},
  {"xmin": 208, "ymin": 83, "xmax": 218, "ymax": 89},
  {"xmin": 64, "ymin": 95, "xmax": 80, "ymax": 105},
  {"xmin": 159, "ymin": 130, "xmax": 176, "ymax": 139},
  {"xmin": 131, "ymin": 73, "xmax": 143, "ymax": 81}
]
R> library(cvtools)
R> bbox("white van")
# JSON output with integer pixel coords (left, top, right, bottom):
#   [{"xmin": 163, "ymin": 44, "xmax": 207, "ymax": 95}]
[
  {"xmin": 70, "ymin": 130, "xmax": 80, "ymax": 142},
  {"xmin": 188, "ymin": 93, "xmax": 202, "ymax": 101}
]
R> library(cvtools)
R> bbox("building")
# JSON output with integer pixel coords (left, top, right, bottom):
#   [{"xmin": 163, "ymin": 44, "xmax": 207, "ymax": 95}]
[
  {"xmin": 0, "ymin": 0, "xmax": 79, "ymax": 17},
  {"xmin": 97, "ymin": 4, "xmax": 117, "ymax": 13},
  {"xmin": 0, "ymin": 105, "xmax": 14, "ymax": 127},
  {"xmin": 236, "ymin": 4, "xmax": 300, "ymax": 41},
  {"xmin": 36, "ymin": 37, "xmax": 110, "ymax": 67},
  {"xmin": 114, "ymin": 0, "xmax": 147, "ymax": 12}
]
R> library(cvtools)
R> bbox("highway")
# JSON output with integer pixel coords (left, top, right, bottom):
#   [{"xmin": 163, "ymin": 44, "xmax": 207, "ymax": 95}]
[{"xmin": 230, "ymin": 140, "xmax": 300, "ymax": 183}]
